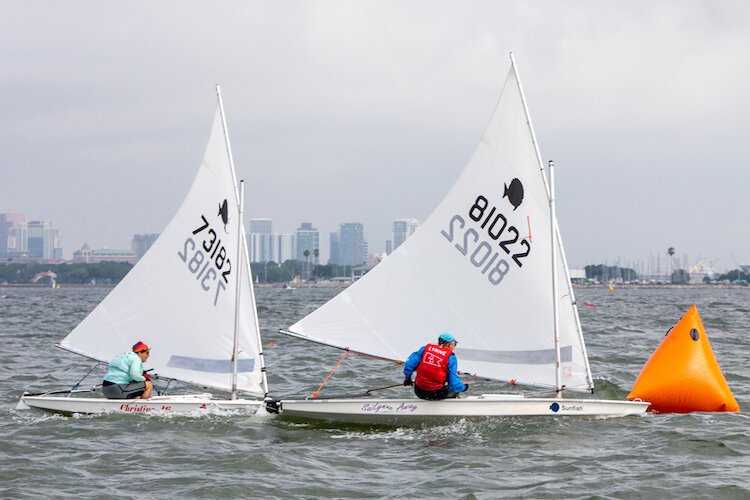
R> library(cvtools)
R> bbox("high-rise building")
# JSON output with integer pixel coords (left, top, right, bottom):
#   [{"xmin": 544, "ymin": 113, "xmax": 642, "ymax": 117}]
[
  {"xmin": 248, "ymin": 219, "xmax": 298, "ymax": 263},
  {"xmin": 26, "ymin": 221, "xmax": 49, "ymax": 259},
  {"xmin": 275, "ymin": 234, "xmax": 295, "ymax": 264},
  {"xmin": 295, "ymin": 222, "xmax": 320, "ymax": 264},
  {"xmin": 0, "ymin": 213, "xmax": 26, "ymax": 258},
  {"xmin": 336, "ymin": 222, "xmax": 367, "ymax": 266},
  {"xmin": 249, "ymin": 218, "xmax": 274, "ymax": 263},
  {"xmin": 249, "ymin": 218, "xmax": 273, "ymax": 235},
  {"xmin": 6, "ymin": 223, "xmax": 28, "ymax": 255},
  {"xmin": 329, "ymin": 233, "xmax": 340, "ymax": 266},
  {"xmin": 392, "ymin": 218, "xmax": 420, "ymax": 251},
  {"xmin": 132, "ymin": 233, "xmax": 159, "ymax": 261}
]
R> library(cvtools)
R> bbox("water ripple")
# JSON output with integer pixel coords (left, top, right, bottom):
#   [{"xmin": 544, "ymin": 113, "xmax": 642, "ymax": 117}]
[{"xmin": 0, "ymin": 286, "xmax": 748, "ymax": 498}]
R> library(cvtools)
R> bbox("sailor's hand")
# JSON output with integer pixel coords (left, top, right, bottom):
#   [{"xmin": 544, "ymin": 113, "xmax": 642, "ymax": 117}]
[
  {"xmin": 463, "ymin": 383, "xmax": 469, "ymax": 392},
  {"xmin": 403, "ymin": 377, "xmax": 413, "ymax": 386}
]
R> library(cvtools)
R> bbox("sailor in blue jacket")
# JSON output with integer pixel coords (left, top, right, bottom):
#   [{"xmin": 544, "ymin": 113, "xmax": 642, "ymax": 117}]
[{"xmin": 403, "ymin": 332, "xmax": 468, "ymax": 400}]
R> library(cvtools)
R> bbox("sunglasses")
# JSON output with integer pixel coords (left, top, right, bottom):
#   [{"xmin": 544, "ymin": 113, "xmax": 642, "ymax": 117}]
[{"xmin": 137, "ymin": 349, "xmax": 151, "ymax": 354}]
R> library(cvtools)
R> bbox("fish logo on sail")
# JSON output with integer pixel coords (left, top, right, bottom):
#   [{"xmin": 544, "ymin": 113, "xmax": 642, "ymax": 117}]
[
  {"xmin": 503, "ymin": 178, "xmax": 524, "ymax": 211},
  {"xmin": 218, "ymin": 199, "xmax": 229, "ymax": 232}
]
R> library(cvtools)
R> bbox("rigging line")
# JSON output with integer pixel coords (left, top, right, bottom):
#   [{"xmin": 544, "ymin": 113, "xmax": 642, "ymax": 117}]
[
  {"xmin": 24, "ymin": 385, "xmax": 101, "ymax": 397},
  {"xmin": 315, "ymin": 383, "xmax": 405, "ymax": 400},
  {"xmin": 457, "ymin": 371, "xmax": 494, "ymax": 383},
  {"xmin": 364, "ymin": 383, "xmax": 403, "ymax": 394},
  {"xmin": 152, "ymin": 374, "xmax": 177, "ymax": 395},
  {"xmin": 70, "ymin": 362, "xmax": 105, "ymax": 393},
  {"xmin": 351, "ymin": 350, "xmax": 403, "ymax": 364},
  {"xmin": 525, "ymin": 215, "xmax": 532, "ymax": 242},
  {"xmin": 279, "ymin": 330, "xmax": 404, "ymax": 365},
  {"xmin": 311, "ymin": 349, "xmax": 350, "ymax": 398}
]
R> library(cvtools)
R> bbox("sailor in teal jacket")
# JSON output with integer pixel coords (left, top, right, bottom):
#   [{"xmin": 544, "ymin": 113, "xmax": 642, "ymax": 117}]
[{"xmin": 102, "ymin": 341, "xmax": 153, "ymax": 399}]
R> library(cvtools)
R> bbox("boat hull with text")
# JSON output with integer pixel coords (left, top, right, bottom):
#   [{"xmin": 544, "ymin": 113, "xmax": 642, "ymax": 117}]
[
  {"xmin": 18, "ymin": 393, "xmax": 265, "ymax": 415},
  {"xmin": 279, "ymin": 395, "xmax": 650, "ymax": 425}
]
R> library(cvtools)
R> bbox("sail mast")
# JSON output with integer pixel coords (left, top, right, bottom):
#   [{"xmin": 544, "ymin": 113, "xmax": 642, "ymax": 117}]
[
  {"xmin": 216, "ymin": 85, "xmax": 240, "ymax": 400},
  {"xmin": 549, "ymin": 160, "xmax": 562, "ymax": 395},
  {"xmin": 230, "ymin": 181, "xmax": 244, "ymax": 399}
]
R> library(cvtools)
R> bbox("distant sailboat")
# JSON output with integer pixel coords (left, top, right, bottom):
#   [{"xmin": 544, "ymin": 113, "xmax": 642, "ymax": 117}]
[
  {"xmin": 31, "ymin": 271, "xmax": 57, "ymax": 288},
  {"xmin": 19, "ymin": 87, "xmax": 270, "ymax": 414},
  {"xmin": 275, "ymin": 54, "xmax": 650, "ymax": 424}
]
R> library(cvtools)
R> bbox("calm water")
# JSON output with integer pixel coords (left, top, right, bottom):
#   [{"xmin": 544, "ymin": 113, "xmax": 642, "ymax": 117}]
[{"xmin": 1, "ymin": 286, "xmax": 748, "ymax": 499}]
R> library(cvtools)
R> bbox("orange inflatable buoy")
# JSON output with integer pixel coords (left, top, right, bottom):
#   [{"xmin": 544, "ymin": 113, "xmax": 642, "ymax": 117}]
[{"xmin": 628, "ymin": 304, "xmax": 740, "ymax": 413}]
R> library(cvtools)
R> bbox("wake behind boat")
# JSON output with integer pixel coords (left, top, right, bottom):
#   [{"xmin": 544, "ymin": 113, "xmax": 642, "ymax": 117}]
[
  {"xmin": 277, "ymin": 54, "xmax": 650, "ymax": 424},
  {"xmin": 18, "ymin": 87, "xmax": 270, "ymax": 415}
]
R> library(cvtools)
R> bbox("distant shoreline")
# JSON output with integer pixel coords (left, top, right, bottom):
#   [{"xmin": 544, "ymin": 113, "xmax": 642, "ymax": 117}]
[
  {"xmin": 573, "ymin": 283, "xmax": 749, "ymax": 290},
  {"xmin": 0, "ymin": 283, "xmax": 116, "ymax": 288},
  {"xmin": 1, "ymin": 282, "xmax": 747, "ymax": 290}
]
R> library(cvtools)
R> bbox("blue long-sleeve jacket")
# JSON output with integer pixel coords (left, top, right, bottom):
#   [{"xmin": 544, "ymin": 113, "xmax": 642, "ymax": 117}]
[{"xmin": 404, "ymin": 346, "xmax": 467, "ymax": 393}]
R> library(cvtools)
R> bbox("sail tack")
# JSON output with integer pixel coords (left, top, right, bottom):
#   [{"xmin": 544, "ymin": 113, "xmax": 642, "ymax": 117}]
[
  {"xmin": 286, "ymin": 63, "xmax": 593, "ymax": 392},
  {"xmin": 60, "ymin": 105, "xmax": 264, "ymax": 396}
]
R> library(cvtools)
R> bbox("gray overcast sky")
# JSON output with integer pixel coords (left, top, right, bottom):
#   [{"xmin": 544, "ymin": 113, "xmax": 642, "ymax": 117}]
[{"xmin": 2, "ymin": 1, "xmax": 749, "ymax": 272}]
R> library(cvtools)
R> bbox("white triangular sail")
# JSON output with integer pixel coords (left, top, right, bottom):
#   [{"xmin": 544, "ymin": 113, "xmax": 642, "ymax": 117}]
[
  {"xmin": 60, "ymin": 101, "xmax": 265, "ymax": 396},
  {"xmin": 286, "ymin": 61, "xmax": 593, "ymax": 392}
]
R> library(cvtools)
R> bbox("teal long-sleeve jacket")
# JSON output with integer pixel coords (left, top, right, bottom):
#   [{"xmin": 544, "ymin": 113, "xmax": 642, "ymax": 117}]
[{"xmin": 103, "ymin": 351, "xmax": 146, "ymax": 385}]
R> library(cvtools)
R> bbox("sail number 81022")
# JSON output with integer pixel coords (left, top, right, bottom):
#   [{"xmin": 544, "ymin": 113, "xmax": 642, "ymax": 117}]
[{"xmin": 440, "ymin": 195, "xmax": 531, "ymax": 286}]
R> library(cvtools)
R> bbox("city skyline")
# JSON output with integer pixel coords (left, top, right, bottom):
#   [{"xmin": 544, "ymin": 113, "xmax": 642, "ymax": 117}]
[
  {"xmin": 1, "ymin": 209, "xmax": 743, "ymax": 276},
  {"xmin": 0, "ymin": 213, "xmax": 63, "ymax": 261}
]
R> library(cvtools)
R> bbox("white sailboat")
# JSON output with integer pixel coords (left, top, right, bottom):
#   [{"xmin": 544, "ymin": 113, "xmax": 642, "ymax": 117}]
[
  {"xmin": 276, "ymin": 54, "xmax": 650, "ymax": 424},
  {"xmin": 19, "ymin": 87, "xmax": 270, "ymax": 415}
]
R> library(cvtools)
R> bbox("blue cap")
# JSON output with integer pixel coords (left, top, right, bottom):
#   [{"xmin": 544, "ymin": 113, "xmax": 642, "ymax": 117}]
[{"xmin": 438, "ymin": 332, "xmax": 457, "ymax": 344}]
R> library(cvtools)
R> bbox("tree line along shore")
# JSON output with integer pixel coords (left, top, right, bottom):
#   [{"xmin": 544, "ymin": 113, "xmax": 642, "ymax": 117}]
[{"xmin": 1, "ymin": 261, "xmax": 747, "ymax": 286}]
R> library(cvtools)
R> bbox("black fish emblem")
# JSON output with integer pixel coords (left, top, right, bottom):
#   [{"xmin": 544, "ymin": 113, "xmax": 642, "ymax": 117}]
[
  {"xmin": 218, "ymin": 199, "xmax": 229, "ymax": 232},
  {"xmin": 503, "ymin": 178, "xmax": 524, "ymax": 211}
]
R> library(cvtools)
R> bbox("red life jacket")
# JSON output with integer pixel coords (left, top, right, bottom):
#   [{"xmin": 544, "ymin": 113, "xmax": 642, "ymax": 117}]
[{"xmin": 415, "ymin": 343, "xmax": 452, "ymax": 391}]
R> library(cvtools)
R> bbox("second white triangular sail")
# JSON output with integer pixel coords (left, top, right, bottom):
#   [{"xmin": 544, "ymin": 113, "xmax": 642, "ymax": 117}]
[
  {"xmin": 59, "ymin": 103, "xmax": 265, "ymax": 396},
  {"xmin": 286, "ymin": 63, "xmax": 593, "ymax": 392}
]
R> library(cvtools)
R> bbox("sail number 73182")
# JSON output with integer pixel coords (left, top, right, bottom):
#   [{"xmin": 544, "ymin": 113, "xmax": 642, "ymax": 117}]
[
  {"xmin": 440, "ymin": 195, "xmax": 531, "ymax": 285},
  {"xmin": 177, "ymin": 215, "xmax": 232, "ymax": 305}
]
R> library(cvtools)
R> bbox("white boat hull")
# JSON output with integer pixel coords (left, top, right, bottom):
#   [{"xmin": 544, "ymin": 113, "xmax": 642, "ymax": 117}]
[
  {"xmin": 279, "ymin": 394, "xmax": 650, "ymax": 425},
  {"xmin": 19, "ymin": 393, "xmax": 265, "ymax": 415}
]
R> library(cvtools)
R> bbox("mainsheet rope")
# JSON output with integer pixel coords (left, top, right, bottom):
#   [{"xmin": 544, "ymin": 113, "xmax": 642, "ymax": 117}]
[
  {"xmin": 310, "ymin": 348, "xmax": 405, "ymax": 398},
  {"xmin": 311, "ymin": 350, "xmax": 350, "ymax": 398}
]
